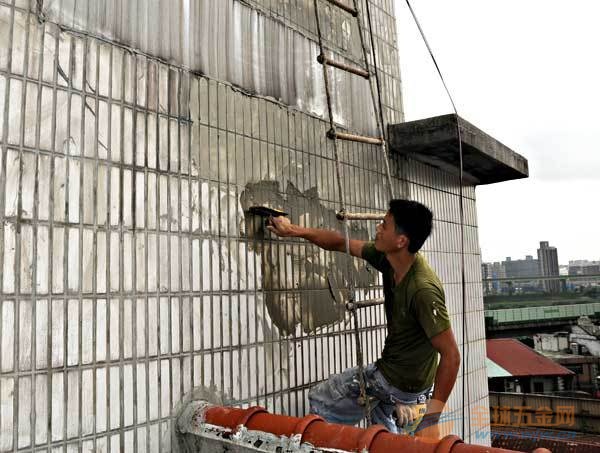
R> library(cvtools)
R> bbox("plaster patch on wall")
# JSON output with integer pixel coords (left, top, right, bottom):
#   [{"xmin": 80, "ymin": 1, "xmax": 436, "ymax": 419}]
[{"xmin": 239, "ymin": 180, "xmax": 376, "ymax": 336}]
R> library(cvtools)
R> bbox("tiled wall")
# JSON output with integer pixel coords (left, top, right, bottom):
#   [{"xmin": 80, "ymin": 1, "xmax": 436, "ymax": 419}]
[
  {"xmin": 0, "ymin": 0, "xmax": 489, "ymax": 451},
  {"xmin": 409, "ymin": 162, "xmax": 490, "ymax": 442},
  {"xmin": 41, "ymin": 0, "xmax": 404, "ymax": 136}
]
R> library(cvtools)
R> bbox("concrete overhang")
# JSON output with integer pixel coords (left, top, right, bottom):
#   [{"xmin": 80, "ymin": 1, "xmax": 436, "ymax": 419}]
[{"xmin": 388, "ymin": 114, "xmax": 529, "ymax": 185}]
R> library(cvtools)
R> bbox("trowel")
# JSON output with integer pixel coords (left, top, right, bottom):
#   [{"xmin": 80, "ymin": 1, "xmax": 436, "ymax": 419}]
[
  {"xmin": 248, "ymin": 205, "xmax": 288, "ymax": 234},
  {"xmin": 248, "ymin": 206, "xmax": 288, "ymax": 218}
]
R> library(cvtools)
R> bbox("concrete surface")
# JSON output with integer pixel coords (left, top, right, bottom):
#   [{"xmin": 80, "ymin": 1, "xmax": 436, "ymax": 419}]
[{"xmin": 388, "ymin": 114, "xmax": 529, "ymax": 185}]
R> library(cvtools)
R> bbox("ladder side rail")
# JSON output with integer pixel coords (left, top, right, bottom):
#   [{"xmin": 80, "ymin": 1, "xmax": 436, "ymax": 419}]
[
  {"xmin": 351, "ymin": 0, "xmax": 395, "ymax": 199},
  {"xmin": 312, "ymin": 0, "xmax": 373, "ymax": 425}
]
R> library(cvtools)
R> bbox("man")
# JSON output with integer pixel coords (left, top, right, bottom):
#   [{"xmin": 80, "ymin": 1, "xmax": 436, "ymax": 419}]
[{"xmin": 267, "ymin": 199, "xmax": 460, "ymax": 439}]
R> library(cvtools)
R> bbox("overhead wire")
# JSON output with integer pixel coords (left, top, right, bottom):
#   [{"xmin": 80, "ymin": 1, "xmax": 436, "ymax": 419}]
[{"xmin": 403, "ymin": 0, "xmax": 472, "ymax": 439}]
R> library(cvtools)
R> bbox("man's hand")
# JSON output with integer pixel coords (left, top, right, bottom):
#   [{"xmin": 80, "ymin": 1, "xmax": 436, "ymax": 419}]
[
  {"xmin": 266, "ymin": 216, "xmax": 298, "ymax": 237},
  {"xmin": 394, "ymin": 402, "xmax": 417, "ymax": 427}
]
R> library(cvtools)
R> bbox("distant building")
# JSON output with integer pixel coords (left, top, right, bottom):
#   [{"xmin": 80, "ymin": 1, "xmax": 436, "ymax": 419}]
[
  {"xmin": 534, "ymin": 324, "xmax": 600, "ymax": 395},
  {"xmin": 482, "ymin": 242, "xmax": 567, "ymax": 295},
  {"xmin": 569, "ymin": 260, "xmax": 600, "ymax": 288},
  {"xmin": 534, "ymin": 332, "xmax": 571, "ymax": 353},
  {"xmin": 559, "ymin": 264, "xmax": 569, "ymax": 276},
  {"xmin": 482, "ymin": 261, "xmax": 506, "ymax": 294},
  {"xmin": 571, "ymin": 317, "xmax": 600, "ymax": 357},
  {"xmin": 569, "ymin": 260, "xmax": 600, "ymax": 276},
  {"xmin": 482, "ymin": 263, "xmax": 491, "ymax": 294},
  {"xmin": 538, "ymin": 241, "xmax": 561, "ymax": 293},
  {"xmin": 503, "ymin": 255, "xmax": 541, "ymax": 292},
  {"xmin": 487, "ymin": 338, "xmax": 574, "ymax": 394},
  {"xmin": 504, "ymin": 255, "xmax": 539, "ymax": 278}
]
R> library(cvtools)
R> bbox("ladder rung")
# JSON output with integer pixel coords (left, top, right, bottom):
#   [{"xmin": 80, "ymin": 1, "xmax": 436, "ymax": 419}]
[
  {"xmin": 324, "ymin": 0, "xmax": 358, "ymax": 16},
  {"xmin": 327, "ymin": 129, "xmax": 384, "ymax": 145},
  {"xmin": 317, "ymin": 54, "xmax": 370, "ymax": 79},
  {"xmin": 336, "ymin": 210, "xmax": 385, "ymax": 221},
  {"xmin": 346, "ymin": 298, "xmax": 385, "ymax": 311}
]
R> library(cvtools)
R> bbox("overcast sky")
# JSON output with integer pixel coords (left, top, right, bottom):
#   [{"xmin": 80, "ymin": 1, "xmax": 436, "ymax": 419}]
[{"xmin": 394, "ymin": 0, "xmax": 600, "ymax": 264}]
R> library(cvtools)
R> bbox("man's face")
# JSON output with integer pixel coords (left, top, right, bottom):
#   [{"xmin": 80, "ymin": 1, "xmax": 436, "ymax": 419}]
[{"xmin": 374, "ymin": 212, "xmax": 408, "ymax": 253}]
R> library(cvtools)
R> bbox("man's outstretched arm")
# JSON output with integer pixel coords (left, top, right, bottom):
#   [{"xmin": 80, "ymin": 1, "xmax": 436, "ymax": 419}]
[{"xmin": 267, "ymin": 216, "xmax": 365, "ymax": 257}]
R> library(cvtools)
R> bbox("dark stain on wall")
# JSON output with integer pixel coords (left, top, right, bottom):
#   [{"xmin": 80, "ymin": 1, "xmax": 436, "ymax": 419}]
[{"xmin": 240, "ymin": 180, "xmax": 377, "ymax": 336}]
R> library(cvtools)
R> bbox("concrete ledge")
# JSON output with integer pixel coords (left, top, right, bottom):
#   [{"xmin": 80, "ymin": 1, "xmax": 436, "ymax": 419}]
[{"xmin": 388, "ymin": 114, "xmax": 529, "ymax": 185}]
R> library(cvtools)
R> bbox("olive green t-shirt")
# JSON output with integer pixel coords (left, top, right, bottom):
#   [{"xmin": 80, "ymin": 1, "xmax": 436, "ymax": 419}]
[{"xmin": 362, "ymin": 242, "xmax": 451, "ymax": 392}]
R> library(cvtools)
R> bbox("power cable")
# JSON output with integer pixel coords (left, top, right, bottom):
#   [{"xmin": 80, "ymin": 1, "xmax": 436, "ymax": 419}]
[{"xmin": 403, "ymin": 0, "xmax": 472, "ymax": 439}]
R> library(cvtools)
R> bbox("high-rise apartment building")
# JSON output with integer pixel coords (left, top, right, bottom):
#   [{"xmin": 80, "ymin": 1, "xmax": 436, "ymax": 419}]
[{"xmin": 538, "ymin": 241, "xmax": 560, "ymax": 293}]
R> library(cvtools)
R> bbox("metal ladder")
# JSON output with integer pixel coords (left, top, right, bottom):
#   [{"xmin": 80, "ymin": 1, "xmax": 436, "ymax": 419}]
[{"xmin": 311, "ymin": 0, "xmax": 397, "ymax": 425}]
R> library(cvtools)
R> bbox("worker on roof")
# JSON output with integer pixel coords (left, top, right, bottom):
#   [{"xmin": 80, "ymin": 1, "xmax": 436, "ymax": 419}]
[{"xmin": 268, "ymin": 199, "xmax": 460, "ymax": 440}]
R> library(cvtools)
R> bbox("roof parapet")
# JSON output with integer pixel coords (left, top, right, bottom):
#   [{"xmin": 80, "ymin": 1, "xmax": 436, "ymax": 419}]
[{"xmin": 388, "ymin": 114, "xmax": 529, "ymax": 185}]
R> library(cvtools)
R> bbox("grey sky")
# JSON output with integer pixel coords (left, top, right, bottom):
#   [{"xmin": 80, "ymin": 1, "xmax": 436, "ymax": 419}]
[{"xmin": 395, "ymin": 0, "xmax": 600, "ymax": 264}]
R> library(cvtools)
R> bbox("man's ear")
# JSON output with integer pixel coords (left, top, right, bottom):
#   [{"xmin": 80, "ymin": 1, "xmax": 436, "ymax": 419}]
[{"xmin": 396, "ymin": 234, "xmax": 409, "ymax": 250}]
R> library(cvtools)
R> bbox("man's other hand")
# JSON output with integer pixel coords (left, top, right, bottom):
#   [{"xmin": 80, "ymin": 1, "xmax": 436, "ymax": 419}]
[
  {"xmin": 394, "ymin": 402, "xmax": 417, "ymax": 427},
  {"xmin": 266, "ymin": 216, "xmax": 297, "ymax": 237}
]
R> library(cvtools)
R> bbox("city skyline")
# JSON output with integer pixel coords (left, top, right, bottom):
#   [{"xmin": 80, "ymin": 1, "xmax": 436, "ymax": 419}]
[{"xmin": 483, "ymin": 251, "xmax": 599, "ymax": 268}]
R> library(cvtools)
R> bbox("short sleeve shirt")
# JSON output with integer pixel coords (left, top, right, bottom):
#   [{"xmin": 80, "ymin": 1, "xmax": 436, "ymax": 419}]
[{"xmin": 362, "ymin": 242, "xmax": 451, "ymax": 392}]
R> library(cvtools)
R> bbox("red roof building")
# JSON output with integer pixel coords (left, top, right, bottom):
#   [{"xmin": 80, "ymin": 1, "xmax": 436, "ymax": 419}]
[{"xmin": 487, "ymin": 339, "xmax": 574, "ymax": 394}]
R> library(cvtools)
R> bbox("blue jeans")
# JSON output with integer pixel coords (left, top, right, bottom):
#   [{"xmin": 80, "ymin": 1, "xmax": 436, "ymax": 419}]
[{"xmin": 308, "ymin": 363, "xmax": 431, "ymax": 434}]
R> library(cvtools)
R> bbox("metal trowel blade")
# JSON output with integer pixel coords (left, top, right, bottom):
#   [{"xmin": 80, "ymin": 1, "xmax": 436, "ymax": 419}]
[{"xmin": 248, "ymin": 206, "xmax": 288, "ymax": 217}]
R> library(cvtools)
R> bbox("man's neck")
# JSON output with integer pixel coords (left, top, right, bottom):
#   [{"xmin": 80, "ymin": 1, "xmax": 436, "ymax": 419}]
[{"xmin": 385, "ymin": 250, "xmax": 417, "ymax": 284}]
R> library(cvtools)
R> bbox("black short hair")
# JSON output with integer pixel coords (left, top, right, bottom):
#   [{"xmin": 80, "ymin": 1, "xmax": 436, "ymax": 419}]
[{"xmin": 388, "ymin": 199, "xmax": 433, "ymax": 254}]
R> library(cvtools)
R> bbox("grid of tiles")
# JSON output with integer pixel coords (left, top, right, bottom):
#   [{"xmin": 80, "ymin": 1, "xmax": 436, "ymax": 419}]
[
  {"xmin": 244, "ymin": 0, "xmax": 404, "ymax": 125},
  {"xmin": 0, "ymin": 0, "xmax": 489, "ymax": 451},
  {"xmin": 40, "ymin": 0, "xmax": 403, "ymax": 136}
]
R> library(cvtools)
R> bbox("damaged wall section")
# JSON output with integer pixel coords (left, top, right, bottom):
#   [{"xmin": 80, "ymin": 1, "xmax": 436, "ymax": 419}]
[{"xmin": 0, "ymin": 0, "xmax": 489, "ymax": 451}]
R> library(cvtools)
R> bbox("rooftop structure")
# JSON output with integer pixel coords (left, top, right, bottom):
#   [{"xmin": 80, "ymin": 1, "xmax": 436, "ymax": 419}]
[{"xmin": 487, "ymin": 339, "xmax": 574, "ymax": 378}]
